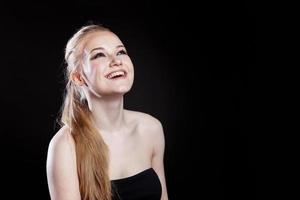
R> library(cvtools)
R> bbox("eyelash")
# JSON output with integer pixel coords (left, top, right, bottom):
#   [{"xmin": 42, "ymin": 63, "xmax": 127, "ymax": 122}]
[
  {"xmin": 117, "ymin": 50, "xmax": 127, "ymax": 56},
  {"xmin": 91, "ymin": 50, "xmax": 127, "ymax": 60},
  {"xmin": 91, "ymin": 52, "xmax": 105, "ymax": 60}
]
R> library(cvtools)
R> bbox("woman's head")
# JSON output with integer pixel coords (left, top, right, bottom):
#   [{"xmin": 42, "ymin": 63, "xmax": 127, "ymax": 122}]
[{"xmin": 65, "ymin": 25, "xmax": 134, "ymax": 101}]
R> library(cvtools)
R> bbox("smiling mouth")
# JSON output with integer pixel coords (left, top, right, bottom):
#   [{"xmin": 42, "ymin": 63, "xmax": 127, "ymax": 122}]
[{"xmin": 105, "ymin": 70, "xmax": 127, "ymax": 80}]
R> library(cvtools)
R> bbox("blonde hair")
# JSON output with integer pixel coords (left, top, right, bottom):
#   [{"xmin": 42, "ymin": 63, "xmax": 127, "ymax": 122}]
[{"xmin": 61, "ymin": 24, "xmax": 112, "ymax": 200}]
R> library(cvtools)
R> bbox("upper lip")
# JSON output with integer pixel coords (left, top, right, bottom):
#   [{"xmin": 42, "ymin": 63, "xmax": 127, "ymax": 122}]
[{"xmin": 105, "ymin": 69, "xmax": 127, "ymax": 79}]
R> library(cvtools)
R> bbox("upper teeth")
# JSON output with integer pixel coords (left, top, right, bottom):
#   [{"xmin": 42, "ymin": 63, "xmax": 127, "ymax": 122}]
[{"xmin": 107, "ymin": 71, "xmax": 125, "ymax": 79}]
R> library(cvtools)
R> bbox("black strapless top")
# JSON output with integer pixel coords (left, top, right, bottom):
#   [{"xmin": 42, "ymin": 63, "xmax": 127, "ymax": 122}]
[{"xmin": 111, "ymin": 168, "xmax": 162, "ymax": 200}]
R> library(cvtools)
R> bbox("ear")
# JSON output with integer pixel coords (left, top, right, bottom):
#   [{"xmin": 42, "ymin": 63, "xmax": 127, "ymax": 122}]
[{"xmin": 70, "ymin": 71, "xmax": 86, "ymax": 86}]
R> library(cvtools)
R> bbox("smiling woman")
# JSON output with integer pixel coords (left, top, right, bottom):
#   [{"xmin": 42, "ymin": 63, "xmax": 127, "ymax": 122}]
[{"xmin": 46, "ymin": 24, "xmax": 169, "ymax": 200}]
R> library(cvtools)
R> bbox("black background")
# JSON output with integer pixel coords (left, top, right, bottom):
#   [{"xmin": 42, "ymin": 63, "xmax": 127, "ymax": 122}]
[{"xmin": 0, "ymin": 1, "xmax": 257, "ymax": 199}]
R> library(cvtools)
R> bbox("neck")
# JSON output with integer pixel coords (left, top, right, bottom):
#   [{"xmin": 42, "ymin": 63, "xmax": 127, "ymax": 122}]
[{"xmin": 87, "ymin": 94, "xmax": 125, "ymax": 133}]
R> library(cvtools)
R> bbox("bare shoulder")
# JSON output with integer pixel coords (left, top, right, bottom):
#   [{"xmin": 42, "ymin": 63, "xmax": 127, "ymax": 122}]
[
  {"xmin": 47, "ymin": 125, "xmax": 77, "ymax": 171},
  {"xmin": 46, "ymin": 125, "xmax": 80, "ymax": 199},
  {"xmin": 125, "ymin": 109, "xmax": 164, "ymax": 137},
  {"xmin": 47, "ymin": 125, "xmax": 76, "ymax": 156}
]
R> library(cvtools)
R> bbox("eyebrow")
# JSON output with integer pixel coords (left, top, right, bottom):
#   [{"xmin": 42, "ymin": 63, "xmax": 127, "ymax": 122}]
[{"xmin": 90, "ymin": 45, "xmax": 125, "ymax": 54}]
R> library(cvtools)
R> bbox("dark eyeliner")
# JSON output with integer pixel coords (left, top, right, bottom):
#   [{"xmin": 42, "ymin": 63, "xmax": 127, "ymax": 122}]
[
  {"xmin": 91, "ymin": 52, "xmax": 105, "ymax": 60},
  {"xmin": 117, "ymin": 50, "xmax": 127, "ymax": 55}
]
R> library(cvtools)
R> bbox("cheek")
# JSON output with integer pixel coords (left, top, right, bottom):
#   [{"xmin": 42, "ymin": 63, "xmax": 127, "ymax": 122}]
[
  {"xmin": 84, "ymin": 61, "xmax": 105, "ymax": 76},
  {"xmin": 124, "ymin": 58, "xmax": 134, "ymax": 71},
  {"xmin": 82, "ymin": 65, "xmax": 92, "ymax": 76},
  {"xmin": 128, "ymin": 64, "xmax": 134, "ymax": 83},
  {"xmin": 130, "ymin": 64, "xmax": 134, "ymax": 76}
]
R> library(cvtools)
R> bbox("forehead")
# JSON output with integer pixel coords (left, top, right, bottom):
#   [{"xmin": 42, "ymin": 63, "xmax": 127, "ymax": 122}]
[{"xmin": 84, "ymin": 31, "xmax": 124, "ymax": 51}]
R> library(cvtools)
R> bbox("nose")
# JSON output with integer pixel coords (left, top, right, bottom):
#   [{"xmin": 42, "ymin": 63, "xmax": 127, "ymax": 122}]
[{"xmin": 109, "ymin": 56, "xmax": 122, "ymax": 67}]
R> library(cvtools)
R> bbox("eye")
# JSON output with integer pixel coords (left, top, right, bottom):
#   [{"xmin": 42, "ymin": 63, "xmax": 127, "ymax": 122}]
[
  {"xmin": 91, "ymin": 52, "xmax": 105, "ymax": 60},
  {"xmin": 117, "ymin": 50, "xmax": 127, "ymax": 56}
]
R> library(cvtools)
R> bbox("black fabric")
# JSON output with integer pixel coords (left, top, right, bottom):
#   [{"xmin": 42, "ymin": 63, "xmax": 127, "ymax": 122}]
[{"xmin": 111, "ymin": 168, "xmax": 162, "ymax": 200}]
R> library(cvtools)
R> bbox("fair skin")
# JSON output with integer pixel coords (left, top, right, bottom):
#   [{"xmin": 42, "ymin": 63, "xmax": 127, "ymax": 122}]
[{"xmin": 46, "ymin": 31, "xmax": 168, "ymax": 200}]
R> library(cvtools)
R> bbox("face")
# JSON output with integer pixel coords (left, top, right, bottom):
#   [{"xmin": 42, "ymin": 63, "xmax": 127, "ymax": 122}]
[{"xmin": 79, "ymin": 31, "xmax": 134, "ymax": 97}]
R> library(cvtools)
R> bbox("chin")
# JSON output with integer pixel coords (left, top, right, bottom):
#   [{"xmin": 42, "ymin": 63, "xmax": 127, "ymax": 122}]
[{"xmin": 117, "ymin": 85, "xmax": 132, "ymax": 94}]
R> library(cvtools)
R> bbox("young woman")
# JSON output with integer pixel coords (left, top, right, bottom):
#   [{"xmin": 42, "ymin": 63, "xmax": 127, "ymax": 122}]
[{"xmin": 46, "ymin": 24, "xmax": 168, "ymax": 200}]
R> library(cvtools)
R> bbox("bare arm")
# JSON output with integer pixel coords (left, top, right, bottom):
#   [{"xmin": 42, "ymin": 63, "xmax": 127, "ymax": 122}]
[
  {"xmin": 46, "ymin": 127, "xmax": 81, "ymax": 200},
  {"xmin": 150, "ymin": 119, "xmax": 169, "ymax": 200}
]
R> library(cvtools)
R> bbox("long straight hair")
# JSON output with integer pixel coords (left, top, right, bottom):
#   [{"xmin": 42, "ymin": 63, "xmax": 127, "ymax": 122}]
[{"xmin": 61, "ymin": 25, "xmax": 112, "ymax": 200}]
